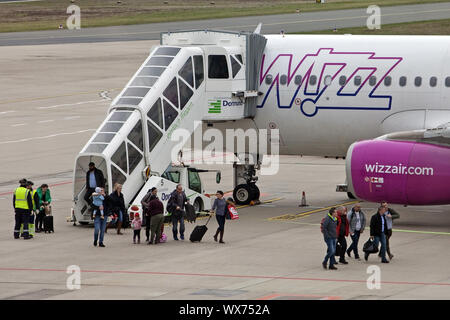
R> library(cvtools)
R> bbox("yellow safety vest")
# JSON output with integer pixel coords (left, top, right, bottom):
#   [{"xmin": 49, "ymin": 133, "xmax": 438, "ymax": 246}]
[
  {"xmin": 15, "ymin": 187, "xmax": 30, "ymax": 210},
  {"xmin": 31, "ymin": 189, "xmax": 37, "ymax": 211}
]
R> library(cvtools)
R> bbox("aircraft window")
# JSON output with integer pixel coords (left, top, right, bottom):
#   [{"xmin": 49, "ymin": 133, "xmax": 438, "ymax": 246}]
[
  {"xmin": 84, "ymin": 143, "xmax": 108, "ymax": 153},
  {"xmin": 108, "ymin": 111, "xmax": 132, "ymax": 122},
  {"xmin": 154, "ymin": 47, "xmax": 180, "ymax": 56},
  {"xmin": 369, "ymin": 76, "xmax": 377, "ymax": 86},
  {"xmin": 294, "ymin": 75, "xmax": 302, "ymax": 85},
  {"xmin": 280, "ymin": 74, "xmax": 287, "ymax": 85},
  {"xmin": 123, "ymin": 87, "xmax": 150, "ymax": 98},
  {"xmin": 309, "ymin": 75, "xmax": 317, "ymax": 85},
  {"xmin": 147, "ymin": 99, "xmax": 164, "ymax": 129},
  {"xmin": 111, "ymin": 164, "xmax": 127, "ymax": 186},
  {"xmin": 93, "ymin": 133, "xmax": 115, "ymax": 143},
  {"xmin": 193, "ymin": 55, "xmax": 204, "ymax": 89},
  {"xmin": 188, "ymin": 169, "xmax": 202, "ymax": 194},
  {"xmin": 130, "ymin": 76, "xmax": 158, "ymax": 87},
  {"xmin": 100, "ymin": 122, "xmax": 124, "ymax": 133},
  {"xmin": 430, "ymin": 76, "xmax": 437, "ymax": 87},
  {"xmin": 208, "ymin": 55, "xmax": 229, "ymax": 79},
  {"xmin": 399, "ymin": 76, "xmax": 407, "ymax": 87},
  {"xmin": 354, "ymin": 76, "xmax": 361, "ymax": 86},
  {"xmin": 384, "ymin": 76, "xmax": 392, "ymax": 86},
  {"xmin": 446, "ymin": 77, "xmax": 450, "ymax": 87},
  {"xmin": 178, "ymin": 78, "xmax": 193, "ymax": 110},
  {"xmin": 111, "ymin": 141, "xmax": 128, "ymax": 174},
  {"xmin": 147, "ymin": 56, "xmax": 174, "ymax": 67},
  {"xmin": 127, "ymin": 142, "xmax": 143, "ymax": 174},
  {"xmin": 163, "ymin": 77, "xmax": 179, "ymax": 108},
  {"xmin": 235, "ymin": 54, "xmax": 243, "ymax": 64},
  {"xmin": 139, "ymin": 67, "xmax": 165, "ymax": 77},
  {"xmin": 324, "ymin": 75, "xmax": 332, "ymax": 86},
  {"xmin": 147, "ymin": 120, "xmax": 163, "ymax": 152},
  {"xmin": 231, "ymin": 55, "xmax": 242, "ymax": 78},
  {"xmin": 163, "ymin": 99, "xmax": 178, "ymax": 130},
  {"xmin": 265, "ymin": 74, "xmax": 273, "ymax": 85},
  {"xmin": 179, "ymin": 57, "xmax": 194, "ymax": 88},
  {"xmin": 127, "ymin": 120, "xmax": 143, "ymax": 151},
  {"xmin": 414, "ymin": 76, "xmax": 422, "ymax": 87},
  {"xmin": 116, "ymin": 98, "xmax": 141, "ymax": 106}
]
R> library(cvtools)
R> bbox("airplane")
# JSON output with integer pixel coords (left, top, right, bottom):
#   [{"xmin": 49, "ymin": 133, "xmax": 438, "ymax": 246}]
[{"xmin": 72, "ymin": 27, "xmax": 450, "ymax": 223}]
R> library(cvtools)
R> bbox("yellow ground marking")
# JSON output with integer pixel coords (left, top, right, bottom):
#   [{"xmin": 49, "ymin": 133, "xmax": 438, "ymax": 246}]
[{"xmin": 267, "ymin": 200, "xmax": 360, "ymax": 221}]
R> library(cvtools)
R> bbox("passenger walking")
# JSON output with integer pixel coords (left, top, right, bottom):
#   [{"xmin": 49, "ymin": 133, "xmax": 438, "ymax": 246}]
[
  {"xmin": 346, "ymin": 204, "xmax": 366, "ymax": 260},
  {"xmin": 13, "ymin": 179, "xmax": 33, "ymax": 240},
  {"xmin": 93, "ymin": 206, "xmax": 108, "ymax": 248},
  {"xmin": 132, "ymin": 213, "xmax": 142, "ymax": 244},
  {"xmin": 35, "ymin": 184, "xmax": 52, "ymax": 233},
  {"xmin": 107, "ymin": 183, "xmax": 126, "ymax": 235},
  {"xmin": 336, "ymin": 206, "xmax": 349, "ymax": 264},
  {"xmin": 211, "ymin": 191, "xmax": 227, "ymax": 244},
  {"xmin": 148, "ymin": 190, "xmax": 164, "ymax": 245},
  {"xmin": 141, "ymin": 187, "xmax": 157, "ymax": 243},
  {"xmin": 381, "ymin": 201, "xmax": 396, "ymax": 260},
  {"xmin": 84, "ymin": 162, "xmax": 105, "ymax": 207},
  {"xmin": 322, "ymin": 207, "xmax": 338, "ymax": 270},
  {"xmin": 167, "ymin": 184, "xmax": 189, "ymax": 241},
  {"xmin": 365, "ymin": 206, "xmax": 389, "ymax": 263}
]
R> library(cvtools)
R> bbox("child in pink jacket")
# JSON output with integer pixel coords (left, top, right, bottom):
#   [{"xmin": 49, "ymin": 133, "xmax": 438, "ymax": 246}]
[{"xmin": 132, "ymin": 213, "xmax": 142, "ymax": 244}]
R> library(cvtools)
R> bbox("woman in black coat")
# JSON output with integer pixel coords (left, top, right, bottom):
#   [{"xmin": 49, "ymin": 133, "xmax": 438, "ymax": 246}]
[{"xmin": 106, "ymin": 183, "xmax": 126, "ymax": 235}]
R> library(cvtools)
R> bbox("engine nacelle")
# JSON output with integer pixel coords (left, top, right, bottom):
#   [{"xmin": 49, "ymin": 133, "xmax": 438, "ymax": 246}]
[{"xmin": 346, "ymin": 139, "xmax": 450, "ymax": 205}]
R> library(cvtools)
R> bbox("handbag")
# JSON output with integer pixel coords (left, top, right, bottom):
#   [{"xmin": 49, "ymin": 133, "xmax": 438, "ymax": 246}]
[
  {"xmin": 363, "ymin": 238, "xmax": 379, "ymax": 254},
  {"xmin": 228, "ymin": 205, "xmax": 239, "ymax": 220},
  {"xmin": 335, "ymin": 242, "xmax": 342, "ymax": 256}
]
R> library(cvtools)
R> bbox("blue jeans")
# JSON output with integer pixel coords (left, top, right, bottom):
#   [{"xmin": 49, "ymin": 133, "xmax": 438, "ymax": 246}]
[
  {"xmin": 348, "ymin": 230, "xmax": 361, "ymax": 258},
  {"xmin": 117, "ymin": 210, "xmax": 123, "ymax": 222},
  {"xmin": 172, "ymin": 214, "xmax": 185, "ymax": 239},
  {"xmin": 373, "ymin": 233, "xmax": 387, "ymax": 261},
  {"xmin": 323, "ymin": 237, "xmax": 337, "ymax": 266},
  {"xmin": 94, "ymin": 215, "xmax": 107, "ymax": 244}
]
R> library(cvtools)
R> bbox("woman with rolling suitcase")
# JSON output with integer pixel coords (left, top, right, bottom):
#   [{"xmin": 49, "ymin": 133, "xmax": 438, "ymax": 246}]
[{"xmin": 210, "ymin": 191, "xmax": 227, "ymax": 244}]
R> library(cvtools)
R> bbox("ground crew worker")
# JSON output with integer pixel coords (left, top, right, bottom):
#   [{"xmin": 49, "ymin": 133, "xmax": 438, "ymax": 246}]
[
  {"xmin": 13, "ymin": 179, "xmax": 33, "ymax": 240},
  {"xmin": 24, "ymin": 181, "xmax": 39, "ymax": 238}
]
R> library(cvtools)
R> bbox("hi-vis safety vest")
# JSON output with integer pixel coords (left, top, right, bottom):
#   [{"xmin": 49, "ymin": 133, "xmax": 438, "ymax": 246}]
[
  {"xmin": 31, "ymin": 189, "xmax": 37, "ymax": 211},
  {"xmin": 14, "ymin": 187, "xmax": 30, "ymax": 210}
]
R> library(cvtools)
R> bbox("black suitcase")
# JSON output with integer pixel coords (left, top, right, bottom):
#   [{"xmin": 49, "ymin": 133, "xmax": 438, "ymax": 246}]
[
  {"xmin": 189, "ymin": 215, "xmax": 211, "ymax": 242},
  {"xmin": 44, "ymin": 215, "xmax": 54, "ymax": 233}
]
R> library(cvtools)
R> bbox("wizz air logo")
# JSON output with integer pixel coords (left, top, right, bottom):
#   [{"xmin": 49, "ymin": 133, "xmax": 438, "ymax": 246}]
[{"xmin": 257, "ymin": 48, "xmax": 403, "ymax": 117}]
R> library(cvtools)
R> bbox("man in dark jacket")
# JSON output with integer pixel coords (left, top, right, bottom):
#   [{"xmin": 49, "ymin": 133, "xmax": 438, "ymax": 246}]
[
  {"xmin": 322, "ymin": 207, "xmax": 338, "ymax": 270},
  {"xmin": 167, "ymin": 184, "xmax": 189, "ymax": 241},
  {"xmin": 84, "ymin": 162, "xmax": 105, "ymax": 206},
  {"xmin": 106, "ymin": 183, "xmax": 126, "ymax": 235},
  {"xmin": 346, "ymin": 204, "xmax": 366, "ymax": 260},
  {"xmin": 141, "ymin": 187, "xmax": 157, "ymax": 243},
  {"xmin": 365, "ymin": 206, "xmax": 389, "ymax": 263},
  {"xmin": 336, "ymin": 206, "xmax": 349, "ymax": 264}
]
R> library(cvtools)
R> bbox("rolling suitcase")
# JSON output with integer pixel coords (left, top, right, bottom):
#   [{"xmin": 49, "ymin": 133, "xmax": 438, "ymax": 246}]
[
  {"xmin": 44, "ymin": 215, "xmax": 54, "ymax": 233},
  {"xmin": 189, "ymin": 215, "xmax": 211, "ymax": 242}
]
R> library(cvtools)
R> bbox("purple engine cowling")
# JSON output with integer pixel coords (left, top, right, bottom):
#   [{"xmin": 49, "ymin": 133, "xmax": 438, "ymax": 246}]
[{"xmin": 346, "ymin": 139, "xmax": 450, "ymax": 205}]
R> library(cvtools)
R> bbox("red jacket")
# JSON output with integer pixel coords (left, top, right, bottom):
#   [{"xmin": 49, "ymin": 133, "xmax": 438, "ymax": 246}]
[{"xmin": 336, "ymin": 214, "xmax": 349, "ymax": 237}]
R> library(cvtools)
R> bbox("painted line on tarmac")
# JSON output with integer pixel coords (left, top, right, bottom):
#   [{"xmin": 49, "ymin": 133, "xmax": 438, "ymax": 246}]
[
  {"xmin": 0, "ymin": 110, "xmax": 15, "ymax": 115},
  {"xmin": 0, "ymin": 128, "xmax": 95, "ymax": 145},
  {"xmin": 38, "ymin": 99, "xmax": 108, "ymax": 110},
  {"xmin": 274, "ymin": 221, "xmax": 450, "ymax": 236},
  {"xmin": 0, "ymin": 267, "xmax": 449, "ymax": 287},
  {"xmin": 267, "ymin": 200, "xmax": 360, "ymax": 221}
]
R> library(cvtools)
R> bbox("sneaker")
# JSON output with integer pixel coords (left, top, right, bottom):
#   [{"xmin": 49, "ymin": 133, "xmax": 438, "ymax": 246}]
[
  {"xmin": 148, "ymin": 241, "xmax": 153, "ymax": 245},
  {"xmin": 339, "ymin": 260, "xmax": 349, "ymax": 265},
  {"xmin": 174, "ymin": 236, "xmax": 179, "ymax": 241},
  {"xmin": 381, "ymin": 260, "xmax": 389, "ymax": 263},
  {"xmin": 322, "ymin": 262, "xmax": 327, "ymax": 269},
  {"xmin": 329, "ymin": 265, "xmax": 338, "ymax": 270},
  {"xmin": 346, "ymin": 249, "xmax": 351, "ymax": 258},
  {"xmin": 94, "ymin": 241, "xmax": 97, "ymax": 247},
  {"xmin": 180, "ymin": 235, "xmax": 184, "ymax": 240},
  {"xmin": 364, "ymin": 253, "xmax": 369, "ymax": 261},
  {"xmin": 388, "ymin": 254, "xmax": 394, "ymax": 260},
  {"xmin": 99, "ymin": 243, "xmax": 105, "ymax": 247}
]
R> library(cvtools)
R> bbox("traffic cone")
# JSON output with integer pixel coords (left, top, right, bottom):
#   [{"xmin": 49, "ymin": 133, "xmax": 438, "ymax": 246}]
[{"xmin": 299, "ymin": 191, "xmax": 308, "ymax": 207}]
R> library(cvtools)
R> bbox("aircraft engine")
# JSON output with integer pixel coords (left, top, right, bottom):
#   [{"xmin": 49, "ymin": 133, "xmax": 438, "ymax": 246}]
[{"xmin": 346, "ymin": 139, "xmax": 450, "ymax": 205}]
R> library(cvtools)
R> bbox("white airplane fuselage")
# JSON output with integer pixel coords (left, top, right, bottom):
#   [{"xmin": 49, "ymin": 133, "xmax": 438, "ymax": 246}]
[{"xmin": 251, "ymin": 35, "xmax": 450, "ymax": 157}]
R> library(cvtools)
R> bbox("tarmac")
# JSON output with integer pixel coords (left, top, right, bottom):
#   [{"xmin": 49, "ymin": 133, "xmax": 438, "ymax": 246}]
[{"xmin": 0, "ymin": 39, "xmax": 450, "ymax": 300}]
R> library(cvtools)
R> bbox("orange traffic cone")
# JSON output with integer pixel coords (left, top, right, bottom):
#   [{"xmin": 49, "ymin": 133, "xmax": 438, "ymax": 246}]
[{"xmin": 299, "ymin": 191, "xmax": 308, "ymax": 207}]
